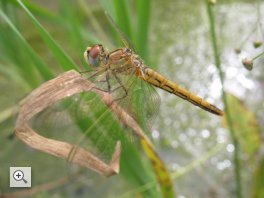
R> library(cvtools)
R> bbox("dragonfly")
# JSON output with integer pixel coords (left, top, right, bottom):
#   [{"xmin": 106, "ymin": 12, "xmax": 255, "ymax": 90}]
[
  {"xmin": 80, "ymin": 13, "xmax": 225, "ymax": 198},
  {"xmin": 83, "ymin": 44, "xmax": 224, "ymax": 117},
  {"xmin": 81, "ymin": 38, "xmax": 223, "ymax": 198}
]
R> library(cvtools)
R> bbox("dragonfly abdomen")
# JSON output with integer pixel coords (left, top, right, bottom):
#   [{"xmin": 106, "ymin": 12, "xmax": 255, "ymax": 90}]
[{"xmin": 141, "ymin": 68, "xmax": 224, "ymax": 116}]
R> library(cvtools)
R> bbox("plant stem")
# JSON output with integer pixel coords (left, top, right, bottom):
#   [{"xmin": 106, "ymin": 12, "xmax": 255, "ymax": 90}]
[
  {"xmin": 205, "ymin": 2, "xmax": 242, "ymax": 198},
  {"xmin": 252, "ymin": 51, "xmax": 264, "ymax": 61}
]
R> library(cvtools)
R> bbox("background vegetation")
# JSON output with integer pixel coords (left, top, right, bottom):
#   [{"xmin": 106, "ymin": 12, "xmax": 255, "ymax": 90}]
[{"xmin": 0, "ymin": 0, "xmax": 263, "ymax": 198}]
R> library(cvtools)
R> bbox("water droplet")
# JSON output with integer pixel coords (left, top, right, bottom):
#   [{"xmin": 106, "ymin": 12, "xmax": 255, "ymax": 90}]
[
  {"xmin": 226, "ymin": 144, "xmax": 235, "ymax": 152},
  {"xmin": 152, "ymin": 130, "xmax": 160, "ymax": 139}
]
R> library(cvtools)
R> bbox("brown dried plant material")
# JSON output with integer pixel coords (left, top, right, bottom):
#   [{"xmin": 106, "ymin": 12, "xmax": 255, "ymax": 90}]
[
  {"xmin": 15, "ymin": 70, "xmax": 122, "ymax": 176},
  {"xmin": 14, "ymin": 70, "xmax": 174, "ymax": 197},
  {"xmin": 15, "ymin": 70, "xmax": 152, "ymax": 177}
]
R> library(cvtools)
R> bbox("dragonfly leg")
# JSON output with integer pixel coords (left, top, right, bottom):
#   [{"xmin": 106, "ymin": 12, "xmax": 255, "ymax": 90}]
[
  {"xmin": 90, "ymin": 71, "xmax": 112, "ymax": 93},
  {"xmin": 79, "ymin": 69, "xmax": 95, "ymax": 74},
  {"xmin": 105, "ymin": 71, "xmax": 111, "ymax": 92},
  {"xmin": 82, "ymin": 67, "xmax": 108, "ymax": 81},
  {"xmin": 91, "ymin": 71, "xmax": 111, "ymax": 89},
  {"xmin": 110, "ymin": 71, "xmax": 128, "ymax": 102},
  {"xmin": 83, "ymin": 67, "xmax": 128, "ymax": 103},
  {"xmin": 90, "ymin": 86, "xmax": 110, "ymax": 93}
]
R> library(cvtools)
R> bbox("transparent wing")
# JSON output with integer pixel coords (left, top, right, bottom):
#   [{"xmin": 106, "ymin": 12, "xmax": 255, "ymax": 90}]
[
  {"xmin": 114, "ymin": 71, "xmax": 160, "ymax": 130},
  {"xmin": 82, "ymin": 67, "xmax": 174, "ymax": 196},
  {"xmin": 29, "ymin": 89, "xmax": 131, "ymax": 163},
  {"xmin": 104, "ymin": 12, "xmax": 161, "ymax": 124},
  {"xmin": 139, "ymin": 79, "xmax": 161, "ymax": 127},
  {"xmin": 82, "ymin": 62, "xmax": 161, "ymax": 132},
  {"xmin": 29, "ymin": 69, "xmax": 172, "ymax": 196},
  {"xmin": 105, "ymin": 11, "xmax": 135, "ymax": 51}
]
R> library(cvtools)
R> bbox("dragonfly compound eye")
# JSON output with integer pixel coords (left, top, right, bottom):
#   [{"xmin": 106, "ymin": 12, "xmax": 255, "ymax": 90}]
[{"xmin": 84, "ymin": 45, "xmax": 101, "ymax": 67}]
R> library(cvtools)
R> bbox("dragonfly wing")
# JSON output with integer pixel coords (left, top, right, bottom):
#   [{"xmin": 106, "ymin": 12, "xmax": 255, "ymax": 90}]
[
  {"xmin": 140, "ymin": 79, "xmax": 161, "ymax": 126},
  {"xmin": 102, "ymin": 67, "xmax": 174, "ymax": 198},
  {"xmin": 120, "ymin": 74, "xmax": 161, "ymax": 130},
  {"xmin": 82, "ymin": 54, "xmax": 174, "ymax": 197},
  {"xmin": 29, "ymin": 89, "xmax": 130, "ymax": 163},
  {"xmin": 105, "ymin": 11, "xmax": 135, "ymax": 51},
  {"xmin": 29, "ymin": 96, "xmax": 79, "ymax": 133},
  {"xmin": 92, "ymin": 64, "xmax": 161, "ymax": 131}
]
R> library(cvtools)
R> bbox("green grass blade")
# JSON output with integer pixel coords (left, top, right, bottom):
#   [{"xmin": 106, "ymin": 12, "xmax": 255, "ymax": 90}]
[
  {"xmin": 59, "ymin": 0, "xmax": 84, "ymax": 50},
  {"xmin": 0, "ymin": 10, "xmax": 53, "ymax": 84},
  {"xmin": 112, "ymin": 0, "xmax": 132, "ymax": 42},
  {"xmin": 6, "ymin": 0, "xmax": 63, "ymax": 23},
  {"xmin": 121, "ymin": 144, "xmax": 160, "ymax": 198},
  {"xmin": 135, "ymin": 0, "xmax": 151, "ymax": 61},
  {"xmin": 0, "ymin": 63, "xmax": 31, "ymax": 91},
  {"xmin": 0, "ymin": 105, "xmax": 18, "ymax": 124},
  {"xmin": 98, "ymin": 0, "xmax": 114, "ymax": 16},
  {"xmin": 16, "ymin": 0, "xmax": 79, "ymax": 71},
  {"xmin": 22, "ymin": 0, "xmax": 62, "ymax": 23},
  {"xmin": 79, "ymin": 0, "xmax": 114, "ymax": 49}
]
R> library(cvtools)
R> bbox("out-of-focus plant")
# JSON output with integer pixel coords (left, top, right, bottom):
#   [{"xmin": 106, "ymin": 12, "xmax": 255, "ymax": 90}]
[{"xmin": 0, "ymin": 0, "xmax": 164, "ymax": 197}]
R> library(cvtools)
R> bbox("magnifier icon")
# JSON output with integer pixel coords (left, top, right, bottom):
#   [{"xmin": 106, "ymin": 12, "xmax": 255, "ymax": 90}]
[{"xmin": 13, "ymin": 170, "xmax": 28, "ymax": 184}]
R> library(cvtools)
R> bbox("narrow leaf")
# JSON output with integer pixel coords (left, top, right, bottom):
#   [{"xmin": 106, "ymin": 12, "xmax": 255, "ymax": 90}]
[
  {"xmin": 0, "ymin": 10, "xmax": 53, "ymax": 83},
  {"xmin": 135, "ymin": 0, "xmax": 151, "ymax": 61},
  {"xmin": 16, "ymin": 0, "xmax": 79, "ymax": 71}
]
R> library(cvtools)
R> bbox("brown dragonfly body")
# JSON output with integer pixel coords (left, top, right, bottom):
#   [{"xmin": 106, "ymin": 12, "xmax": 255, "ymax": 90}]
[{"xmin": 84, "ymin": 45, "xmax": 224, "ymax": 116}]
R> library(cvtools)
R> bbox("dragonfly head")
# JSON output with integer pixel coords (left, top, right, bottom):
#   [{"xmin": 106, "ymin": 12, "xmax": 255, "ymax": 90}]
[{"xmin": 84, "ymin": 44, "xmax": 108, "ymax": 67}]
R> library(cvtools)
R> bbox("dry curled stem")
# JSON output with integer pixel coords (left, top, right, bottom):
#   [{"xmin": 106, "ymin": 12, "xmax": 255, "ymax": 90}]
[{"xmin": 15, "ymin": 70, "xmax": 152, "ymax": 177}]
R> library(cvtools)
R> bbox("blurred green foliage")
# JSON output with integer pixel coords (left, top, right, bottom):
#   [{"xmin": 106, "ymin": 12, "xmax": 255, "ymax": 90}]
[
  {"xmin": 0, "ymin": 0, "xmax": 160, "ymax": 197},
  {"xmin": 0, "ymin": 0, "xmax": 263, "ymax": 198}
]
